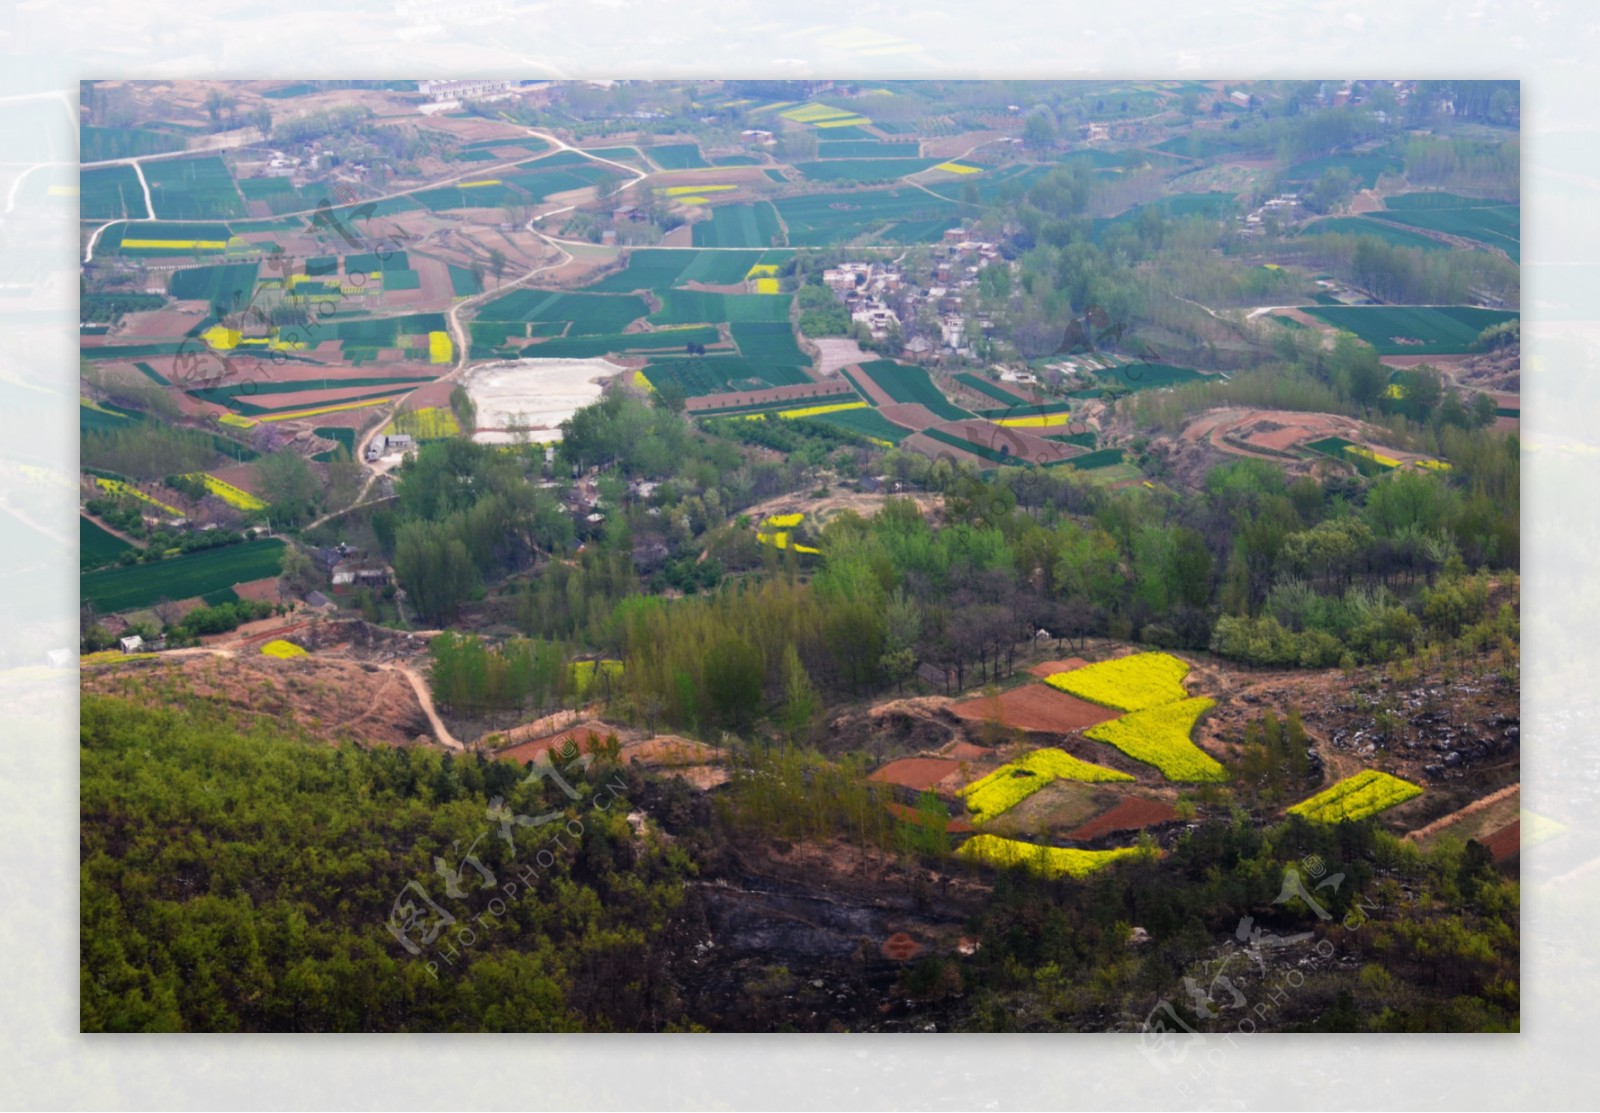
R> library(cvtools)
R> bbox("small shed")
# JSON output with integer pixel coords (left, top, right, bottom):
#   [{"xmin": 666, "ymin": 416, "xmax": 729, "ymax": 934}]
[{"xmin": 119, "ymin": 635, "xmax": 144, "ymax": 654}]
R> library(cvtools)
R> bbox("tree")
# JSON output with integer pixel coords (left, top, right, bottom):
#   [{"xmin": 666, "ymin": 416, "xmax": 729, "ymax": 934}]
[
  {"xmin": 487, "ymin": 248, "xmax": 507, "ymax": 288},
  {"xmin": 704, "ymin": 634, "xmax": 763, "ymax": 734},
  {"xmin": 394, "ymin": 520, "xmax": 479, "ymax": 624},
  {"xmin": 279, "ymin": 545, "xmax": 320, "ymax": 598},
  {"xmin": 1470, "ymin": 392, "xmax": 1499, "ymax": 429},
  {"xmin": 257, "ymin": 450, "xmax": 319, "ymax": 527},
  {"xmin": 1023, "ymin": 109, "xmax": 1058, "ymax": 150},
  {"xmin": 776, "ymin": 644, "xmax": 821, "ymax": 743}
]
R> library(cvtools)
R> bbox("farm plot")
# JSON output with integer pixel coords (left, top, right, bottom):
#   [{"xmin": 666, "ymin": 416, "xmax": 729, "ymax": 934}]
[
  {"xmin": 475, "ymin": 290, "xmax": 648, "ymax": 334},
  {"xmin": 1084, "ymin": 698, "xmax": 1225, "ymax": 782},
  {"xmin": 97, "ymin": 221, "xmax": 236, "ymax": 256},
  {"xmin": 645, "ymin": 143, "xmax": 709, "ymax": 170},
  {"xmin": 80, "ymin": 124, "xmax": 187, "ymax": 162},
  {"xmin": 524, "ymin": 326, "xmax": 721, "ymax": 361},
  {"xmin": 79, "ymin": 165, "xmax": 149, "ymax": 220},
  {"xmin": 961, "ymin": 749, "xmax": 1134, "ymax": 824},
  {"xmin": 643, "ymin": 355, "xmax": 810, "ymax": 397},
  {"xmin": 802, "ymin": 407, "xmax": 908, "ymax": 444},
  {"xmin": 1300, "ymin": 216, "xmax": 1453, "ymax": 253},
  {"xmin": 80, "ymin": 516, "xmax": 132, "ymax": 571},
  {"xmin": 168, "ymin": 262, "xmax": 260, "ymax": 303},
  {"xmin": 927, "ymin": 163, "xmax": 1055, "ymax": 204},
  {"xmin": 818, "ymin": 140, "xmax": 921, "ymax": 159},
  {"xmin": 951, "ymin": 684, "xmax": 1120, "ymax": 734},
  {"xmin": 1383, "ymin": 191, "xmax": 1514, "ymax": 210},
  {"xmin": 584, "ymin": 249, "xmax": 697, "ymax": 293},
  {"xmin": 1053, "ymin": 447, "xmax": 1125, "ymax": 470},
  {"xmin": 854, "ymin": 360, "xmax": 969, "ymax": 420},
  {"xmin": 731, "ymin": 322, "xmax": 810, "ymax": 369},
  {"xmin": 1067, "ymin": 797, "xmax": 1181, "ymax": 842},
  {"xmin": 955, "ymin": 373, "xmax": 1035, "ymax": 405},
  {"xmin": 775, "ymin": 189, "xmax": 960, "ymax": 246},
  {"xmin": 1301, "ymin": 306, "xmax": 1518, "ymax": 356},
  {"xmin": 678, "ymin": 249, "xmax": 767, "ymax": 286},
  {"xmin": 1367, "ymin": 205, "xmax": 1520, "ymax": 262},
  {"xmin": 794, "ymin": 159, "xmax": 939, "ymax": 182},
  {"xmin": 1045, "ymin": 651, "xmax": 1191, "ymax": 712},
  {"xmin": 143, "ymin": 156, "xmax": 245, "ymax": 220},
  {"xmin": 447, "ymin": 264, "xmax": 484, "ymax": 296},
  {"xmin": 1288, "ymin": 769, "xmax": 1423, "ymax": 824},
  {"xmin": 955, "ymin": 835, "xmax": 1148, "ymax": 880},
  {"xmin": 650, "ymin": 290, "xmax": 792, "ymax": 326},
  {"xmin": 692, "ymin": 202, "xmax": 784, "ymax": 248},
  {"xmin": 81, "ymin": 539, "xmax": 286, "ymax": 613}
]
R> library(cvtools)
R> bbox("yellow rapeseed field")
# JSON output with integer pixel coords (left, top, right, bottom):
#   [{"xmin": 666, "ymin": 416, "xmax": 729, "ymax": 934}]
[
  {"xmin": 956, "ymin": 835, "xmax": 1152, "ymax": 879},
  {"xmin": 1287, "ymin": 770, "xmax": 1422, "ymax": 823},
  {"xmin": 1084, "ymin": 697, "xmax": 1225, "ymax": 782},
  {"xmin": 260, "ymin": 640, "xmax": 308, "ymax": 660},
  {"xmin": 1045, "ymin": 651, "xmax": 1191, "ymax": 712}
]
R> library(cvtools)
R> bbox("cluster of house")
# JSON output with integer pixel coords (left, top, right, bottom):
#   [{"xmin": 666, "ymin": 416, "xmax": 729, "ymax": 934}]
[
  {"xmin": 823, "ymin": 228, "xmax": 1003, "ymax": 361},
  {"xmin": 365, "ymin": 434, "xmax": 416, "ymax": 462},
  {"xmin": 312, "ymin": 543, "xmax": 390, "ymax": 593},
  {"xmin": 1241, "ymin": 193, "xmax": 1305, "ymax": 233}
]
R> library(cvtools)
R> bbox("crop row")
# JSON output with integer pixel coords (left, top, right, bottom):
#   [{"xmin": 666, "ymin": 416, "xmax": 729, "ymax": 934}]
[{"xmin": 1287, "ymin": 770, "xmax": 1423, "ymax": 823}]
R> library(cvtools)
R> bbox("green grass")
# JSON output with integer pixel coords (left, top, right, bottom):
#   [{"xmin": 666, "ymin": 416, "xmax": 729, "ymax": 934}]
[
  {"xmin": 920, "ymin": 425, "xmax": 1013, "ymax": 464},
  {"xmin": 803, "ymin": 407, "xmax": 908, "ymax": 443},
  {"xmin": 1366, "ymin": 206, "xmax": 1520, "ymax": 262},
  {"xmin": 678, "ymin": 249, "xmax": 768, "ymax": 285},
  {"xmin": 764, "ymin": 169, "xmax": 789, "ymax": 184},
  {"xmin": 344, "ymin": 252, "xmax": 411, "ymax": 273},
  {"xmin": 1384, "ymin": 191, "xmax": 1514, "ymax": 210},
  {"xmin": 854, "ymin": 360, "xmax": 970, "ymax": 420},
  {"xmin": 185, "ymin": 375, "xmax": 434, "ymax": 405},
  {"xmin": 816, "ymin": 140, "xmax": 922, "ymax": 159},
  {"xmin": 643, "ymin": 355, "xmax": 810, "ymax": 397},
  {"xmin": 80, "ymin": 403, "xmax": 138, "ymax": 434},
  {"xmin": 473, "ymin": 290, "xmax": 648, "ymax": 333},
  {"xmin": 645, "ymin": 143, "xmax": 709, "ymax": 170},
  {"xmin": 1053, "ymin": 447, "xmax": 1125, "ymax": 470},
  {"xmin": 692, "ymin": 202, "xmax": 784, "ymax": 248},
  {"xmin": 1301, "ymin": 216, "xmax": 1454, "ymax": 253},
  {"xmin": 96, "ymin": 221, "xmax": 236, "ymax": 256},
  {"xmin": 519, "ymin": 326, "xmax": 721, "ymax": 360},
  {"xmin": 649, "ymin": 290, "xmax": 793, "ymax": 326},
  {"xmin": 1301, "ymin": 306, "xmax": 1518, "ymax": 355},
  {"xmin": 775, "ymin": 188, "xmax": 960, "ymax": 246},
  {"xmin": 82, "ymin": 539, "xmax": 285, "ymax": 613},
  {"xmin": 313, "ymin": 426, "xmax": 356, "ymax": 457},
  {"xmin": 80, "ymin": 342, "xmax": 188, "ymax": 361},
  {"xmin": 80, "ymin": 125, "xmax": 188, "ymax": 162},
  {"xmin": 447, "ymin": 264, "xmax": 484, "ymax": 297},
  {"xmin": 80, "ymin": 165, "xmax": 150, "ymax": 220},
  {"xmin": 382, "ymin": 269, "xmax": 422, "ymax": 291},
  {"xmin": 80, "ymin": 516, "xmax": 133, "ymax": 571},
  {"xmin": 711, "ymin": 154, "xmax": 761, "ymax": 166},
  {"xmin": 1284, "ymin": 153, "xmax": 1403, "ymax": 189},
  {"xmin": 794, "ymin": 159, "xmax": 939, "ymax": 182},
  {"xmin": 168, "ymin": 262, "xmax": 260, "ymax": 303},
  {"xmin": 143, "ymin": 156, "xmax": 246, "ymax": 220},
  {"xmin": 956, "ymin": 373, "xmax": 1032, "ymax": 404},
  {"xmin": 583, "ymin": 249, "xmax": 696, "ymax": 293},
  {"xmin": 731, "ymin": 322, "xmax": 810, "ymax": 368}
]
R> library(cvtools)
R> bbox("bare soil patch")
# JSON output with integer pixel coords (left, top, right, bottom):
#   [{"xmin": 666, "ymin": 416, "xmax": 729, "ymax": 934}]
[
  {"xmin": 1067, "ymin": 796, "xmax": 1181, "ymax": 842},
  {"xmin": 490, "ymin": 719, "xmax": 630, "ymax": 766},
  {"xmin": 1025, "ymin": 658, "xmax": 1089, "ymax": 679},
  {"xmin": 811, "ymin": 338, "xmax": 871, "ymax": 378},
  {"xmin": 867, "ymin": 757, "xmax": 965, "ymax": 792},
  {"xmin": 950, "ymin": 683, "xmax": 1120, "ymax": 735}
]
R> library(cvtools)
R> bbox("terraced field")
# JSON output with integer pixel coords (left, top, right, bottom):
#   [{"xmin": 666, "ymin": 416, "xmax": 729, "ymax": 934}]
[{"xmin": 1302, "ymin": 305, "xmax": 1518, "ymax": 356}]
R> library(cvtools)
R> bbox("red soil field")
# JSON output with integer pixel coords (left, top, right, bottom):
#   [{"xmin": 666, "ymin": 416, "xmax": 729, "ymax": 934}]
[
  {"xmin": 880, "ymin": 932, "xmax": 925, "ymax": 961},
  {"xmin": 1026, "ymin": 658, "xmax": 1088, "ymax": 679},
  {"xmin": 232, "ymin": 576, "xmax": 283, "ymax": 605},
  {"xmin": 116, "ymin": 309, "xmax": 212, "ymax": 338},
  {"xmin": 902, "ymin": 431, "xmax": 986, "ymax": 468},
  {"xmin": 1067, "ymin": 797, "xmax": 1180, "ymax": 841},
  {"xmin": 1482, "ymin": 819, "xmax": 1520, "ymax": 863},
  {"xmin": 206, "ymin": 462, "xmax": 264, "ymax": 494},
  {"xmin": 942, "ymin": 740, "xmax": 995, "ymax": 761},
  {"xmin": 878, "ymin": 403, "xmax": 946, "ymax": 433},
  {"xmin": 950, "ymin": 684, "xmax": 1120, "ymax": 734},
  {"xmin": 867, "ymin": 756, "xmax": 965, "ymax": 791}
]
